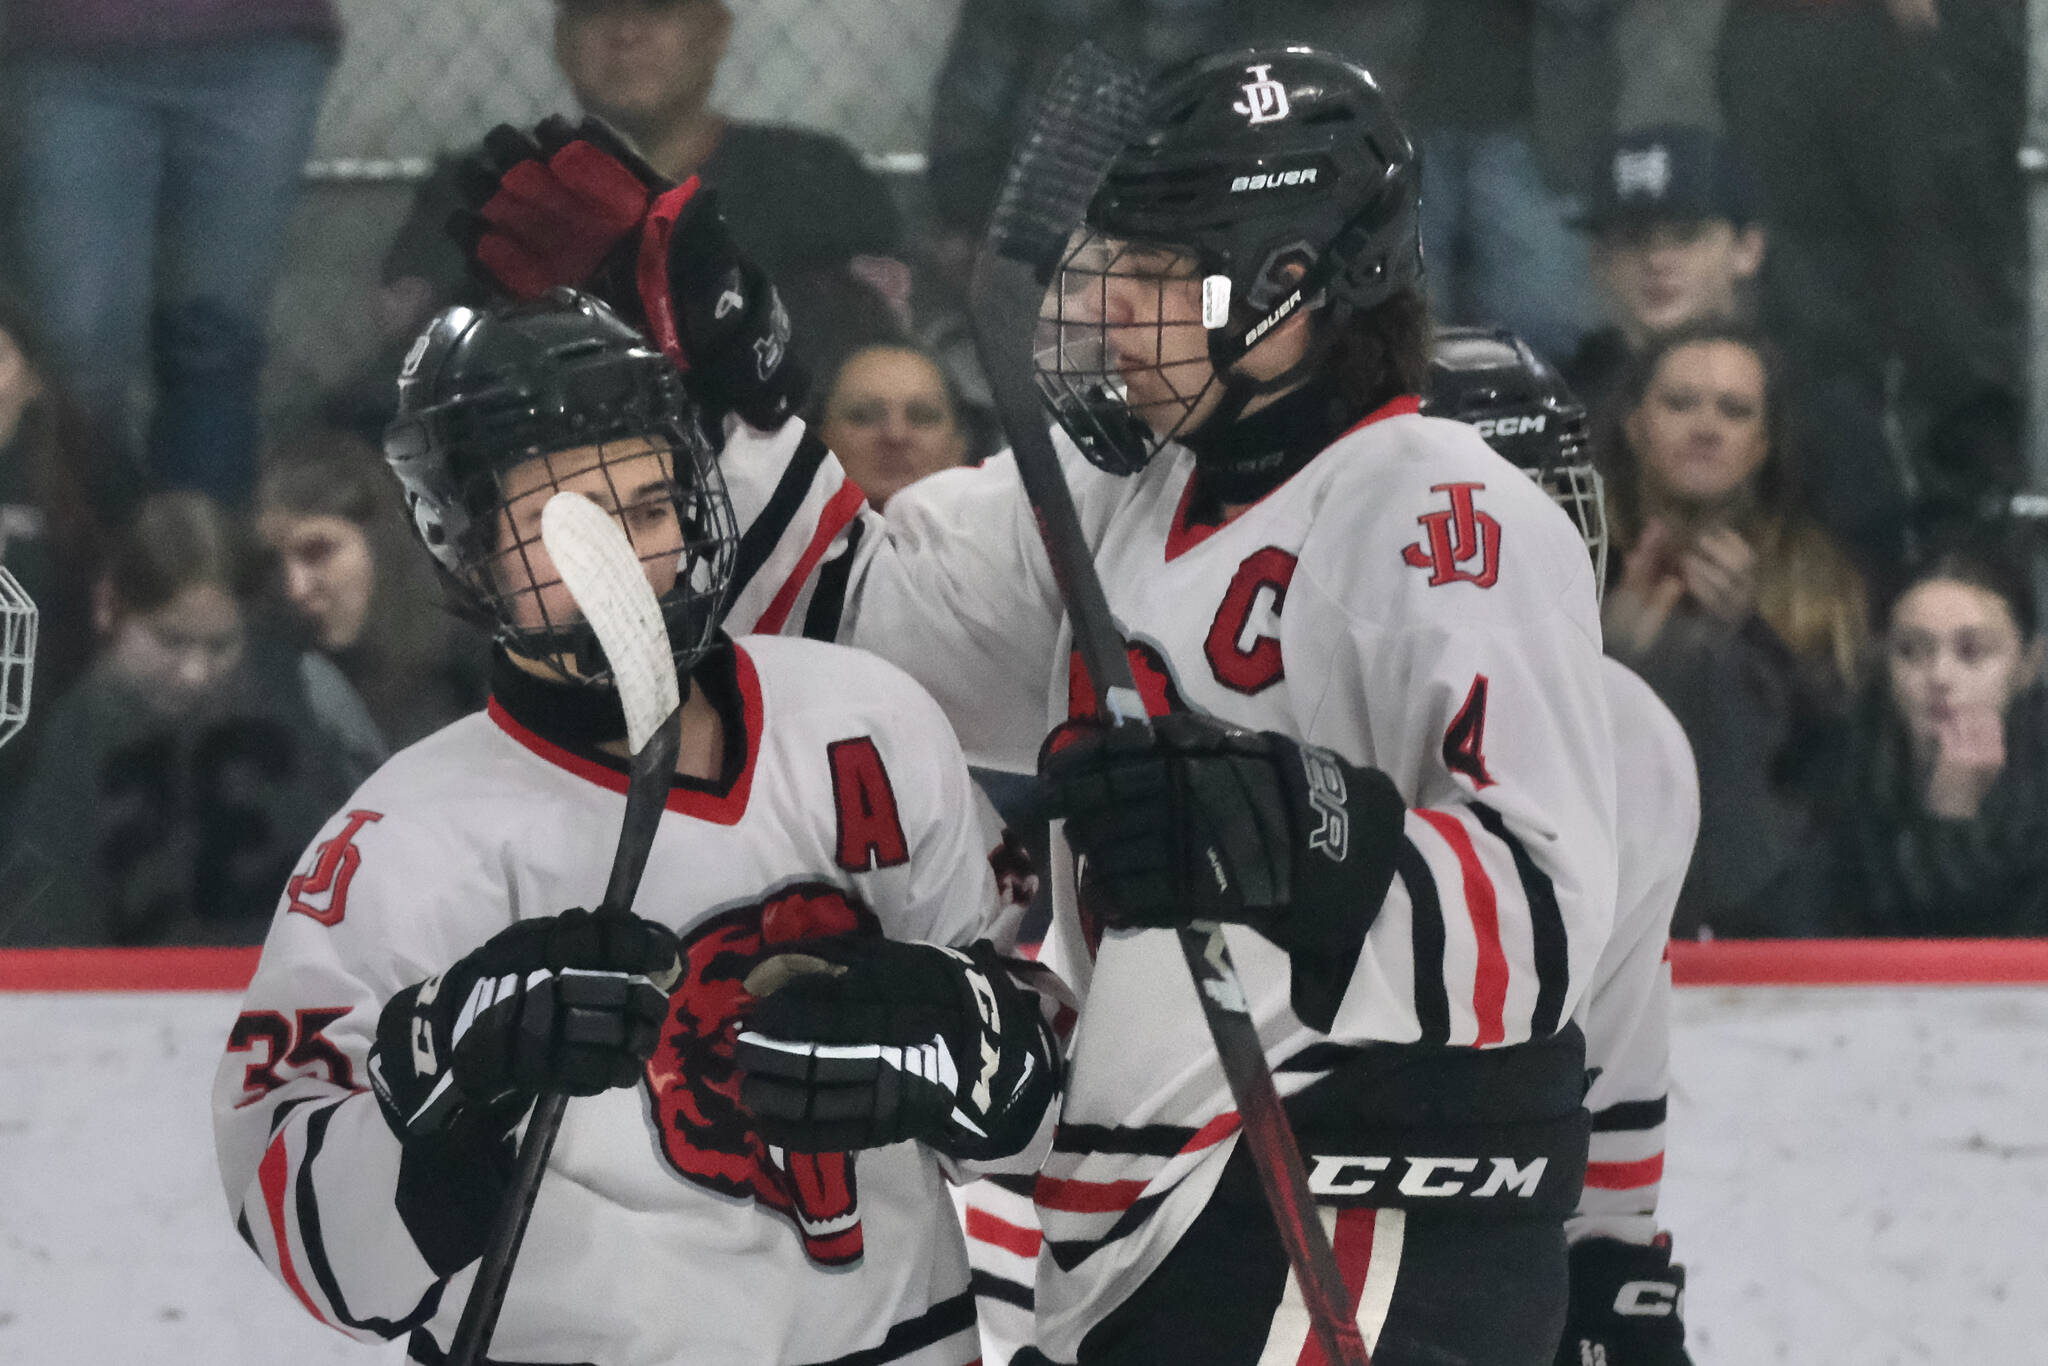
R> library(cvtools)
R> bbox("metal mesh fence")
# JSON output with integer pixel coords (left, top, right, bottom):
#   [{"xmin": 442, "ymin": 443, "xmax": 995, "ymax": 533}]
[{"xmin": 310, "ymin": 0, "xmax": 963, "ymax": 177}]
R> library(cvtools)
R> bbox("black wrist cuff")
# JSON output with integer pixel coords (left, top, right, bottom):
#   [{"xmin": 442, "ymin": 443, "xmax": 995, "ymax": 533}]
[
  {"xmin": 1273, "ymin": 748, "xmax": 1407, "ymax": 1032},
  {"xmin": 394, "ymin": 1123, "xmax": 518, "ymax": 1278},
  {"xmin": 1565, "ymin": 1236, "xmax": 1689, "ymax": 1353},
  {"xmin": 936, "ymin": 942, "xmax": 1062, "ymax": 1162}
]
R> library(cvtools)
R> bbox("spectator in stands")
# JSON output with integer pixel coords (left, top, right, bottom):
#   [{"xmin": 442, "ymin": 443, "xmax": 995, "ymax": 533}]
[
  {"xmin": 255, "ymin": 429, "xmax": 489, "ymax": 752},
  {"xmin": 1821, "ymin": 538, "xmax": 2048, "ymax": 935},
  {"xmin": 0, "ymin": 493, "xmax": 369, "ymax": 947},
  {"xmin": 1719, "ymin": 0, "xmax": 2023, "ymax": 549},
  {"xmin": 1396, "ymin": 2, "xmax": 1610, "ymax": 364},
  {"xmin": 1598, "ymin": 320, "xmax": 1867, "ymax": 937},
  {"xmin": 1566, "ymin": 126, "xmax": 1768, "ymax": 413},
  {"xmin": 374, "ymin": 0, "xmax": 902, "ymax": 368},
  {"xmin": 813, "ymin": 344, "xmax": 973, "ymax": 510},
  {"xmin": 1, "ymin": 0, "xmax": 339, "ymax": 504}
]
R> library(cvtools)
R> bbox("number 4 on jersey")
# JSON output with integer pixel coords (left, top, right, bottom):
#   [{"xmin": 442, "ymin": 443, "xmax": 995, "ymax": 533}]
[{"xmin": 1443, "ymin": 675, "xmax": 1496, "ymax": 789}]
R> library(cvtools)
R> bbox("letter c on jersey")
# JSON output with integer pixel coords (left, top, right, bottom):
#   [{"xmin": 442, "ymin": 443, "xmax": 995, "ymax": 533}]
[{"xmin": 1206, "ymin": 546, "xmax": 1298, "ymax": 694}]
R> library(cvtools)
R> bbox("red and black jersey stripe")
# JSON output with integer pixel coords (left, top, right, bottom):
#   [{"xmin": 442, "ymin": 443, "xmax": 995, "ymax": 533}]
[
  {"xmin": 1591, "ymin": 1097, "xmax": 1667, "ymax": 1133},
  {"xmin": 1394, "ymin": 837, "xmax": 1451, "ymax": 1044},
  {"xmin": 293, "ymin": 1100, "xmax": 445, "ymax": 1341},
  {"xmin": 1470, "ymin": 801, "xmax": 1571, "ymax": 1036}
]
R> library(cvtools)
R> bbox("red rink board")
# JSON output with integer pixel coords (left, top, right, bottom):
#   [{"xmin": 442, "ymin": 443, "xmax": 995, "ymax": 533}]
[
  {"xmin": 1666, "ymin": 938, "xmax": 2048, "ymax": 986},
  {"xmin": 1, "ymin": 940, "xmax": 2046, "ymax": 992}
]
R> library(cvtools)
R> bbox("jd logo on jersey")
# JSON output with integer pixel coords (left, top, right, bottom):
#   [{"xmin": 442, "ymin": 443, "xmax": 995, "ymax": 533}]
[
  {"xmin": 1232, "ymin": 64, "xmax": 1290, "ymax": 124},
  {"xmin": 1402, "ymin": 481, "xmax": 1502, "ymax": 588}
]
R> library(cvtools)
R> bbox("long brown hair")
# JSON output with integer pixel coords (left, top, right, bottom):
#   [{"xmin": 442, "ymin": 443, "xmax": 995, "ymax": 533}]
[
  {"xmin": 1325, "ymin": 285, "xmax": 1433, "ymax": 418},
  {"xmin": 1594, "ymin": 319, "xmax": 1869, "ymax": 687},
  {"xmin": 257, "ymin": 427, "xmax": 482, "ymax": 746},
  {"xmin": 105, "ymin": 491, "xmax": 263, "ymax": 618}
]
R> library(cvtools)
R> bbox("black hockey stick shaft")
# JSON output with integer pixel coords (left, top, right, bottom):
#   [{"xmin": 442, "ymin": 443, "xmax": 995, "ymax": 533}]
[
  {"xmin": 447, "ymin": 704, "xmax": 684, "ymax": 1366},
  {"xmin": 967, "ymin": 249, "xmax": 1370, "ymax": 1366}
]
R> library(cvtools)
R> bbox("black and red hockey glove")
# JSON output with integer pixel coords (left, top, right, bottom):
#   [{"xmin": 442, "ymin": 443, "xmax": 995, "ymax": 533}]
[
  {"xmin": 448, "ymin": 113, "xmax": 807, "ymax": 429},
  {"xmin": 1038, "ymin": 712, "xmax": 1406, "ymax": 1032},
  {"xmin": 734, "ymin": 937, "xmax": 1059, "ymax": 1161},
  {"xmin": 365, "ymin": 906, "xmax": 680, "ymax": 1274},
  {"xmin": 368, "ymin": 906, "xmax": 680, "ymax": 1145},
  {"xmin": 1554, "ymin": 1236, "xmax": 1693, "ymax": 1366}
]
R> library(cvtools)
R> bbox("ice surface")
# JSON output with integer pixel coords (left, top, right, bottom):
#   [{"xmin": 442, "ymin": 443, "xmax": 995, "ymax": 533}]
[{"xmin": 2, "ymin": 985, "xmax": 2043, "ymax": 1364}]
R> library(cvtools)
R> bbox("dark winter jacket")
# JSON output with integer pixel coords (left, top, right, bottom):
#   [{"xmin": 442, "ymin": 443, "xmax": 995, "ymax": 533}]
[
  {"xmin": 1612, "ymin": 609, "xmax": 1845, "ymax": 938},
  {"xmin": 0, "ymin": 628, "xmax": 369, "ymax": 947}
]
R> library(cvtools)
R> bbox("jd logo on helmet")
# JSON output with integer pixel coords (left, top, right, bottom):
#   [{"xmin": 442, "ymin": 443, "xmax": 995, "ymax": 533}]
[{"xmin": 1232, "ymin": 64, "xmax": 1290, "ymax": 125}]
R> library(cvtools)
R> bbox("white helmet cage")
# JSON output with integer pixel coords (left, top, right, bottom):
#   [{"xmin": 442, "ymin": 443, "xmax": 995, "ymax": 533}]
[{"xmin": 0, "ymin": 565, "xmax": 35, "ymax": 749}]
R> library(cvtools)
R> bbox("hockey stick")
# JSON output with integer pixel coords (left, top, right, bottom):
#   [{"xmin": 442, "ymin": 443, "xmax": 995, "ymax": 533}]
[
  {"xmin": 447, "ymin": 491, "xmax": 686, "ymax": 1366},
  {"xmin": 967, "ymin": 45, "xmax": 1372, "ymax": 1366}
]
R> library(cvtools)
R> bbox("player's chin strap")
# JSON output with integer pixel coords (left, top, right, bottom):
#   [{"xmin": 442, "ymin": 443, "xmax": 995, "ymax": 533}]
[
  {"xmin": 1171, "ymin": 238, "xmax": 1366, "ymax": 505},
  {"xmin": 1178, "ymin": 300, "xmax": 1355, "ymax": 506}
]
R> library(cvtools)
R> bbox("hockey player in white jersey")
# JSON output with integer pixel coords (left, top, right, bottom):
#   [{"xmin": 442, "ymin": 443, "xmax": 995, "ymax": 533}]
[
  {"xmin": 453, "ymin": 47, "xmax": 1619, "ymax": 1365},
  {"xmin": 952, "ymin": 331, "xmax": 1703, "ymax": 1366},
  {"xmin": 1424, "ymin": 327, "xmax": 1699, "ymax": 1366},
  {"xmin": 211, "ymin": 290, "xmax": 1065, "ymax": 1366}
]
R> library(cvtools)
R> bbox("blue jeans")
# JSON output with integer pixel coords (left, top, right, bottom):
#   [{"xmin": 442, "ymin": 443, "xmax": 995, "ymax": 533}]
[
  {"xmin": 8, "ymin": 37, "xmax": 334, "ymax": 503},
  {"xmin": 1417, "ymin": 125, "xmax": 1599, "ymax": 367}
]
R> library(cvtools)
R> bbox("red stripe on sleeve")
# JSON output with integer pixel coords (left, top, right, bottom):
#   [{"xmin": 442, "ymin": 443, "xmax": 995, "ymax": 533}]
[
  {"xmin": 754, "ymin": 479, "xmax": 867, "ymax": 634},
  {"xmin": 1413, "ymin": 809, "xmax": 1508, "ymax": 1046},
  {"xmin": 1033, "ymin": 1175, "xmax": 1151, "ymax": 1214},
  {"xmin": 965, "ymin": 1205, "xmax": 1044, "ymax": 1258},
  {"xmin": 1183, "ymin": 1112, "xmax": 1241, "ymax": 1153},
  {"xmin": 258, "ymin": 1131, "xmax": 332, "ymax": 1329},
  {"xmin": 1585, "ymin": 1152, "xmax": 1665, "ymax": 1190}
]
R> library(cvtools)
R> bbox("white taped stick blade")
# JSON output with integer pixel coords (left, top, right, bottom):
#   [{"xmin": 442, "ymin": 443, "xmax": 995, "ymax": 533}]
[
  {"xmin": 0, "ymin": 565, "xmax": 35, "ymax": 751},
  {"xmin": 539, "ymin": 492, "xmax": 682, "ymax": 753}
]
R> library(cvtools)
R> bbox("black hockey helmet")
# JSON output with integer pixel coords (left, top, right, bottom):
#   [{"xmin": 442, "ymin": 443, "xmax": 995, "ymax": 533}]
[
  {"xmin": 1425, "ymin": 326, "xmax": 1607, "ymax": 589},
  {"xmin": 1038, "ymin": 44, "xmax": 1423, "ymax": 475},
  {"xmin": 383, "ymin": 288, "xmax": 737, "ymax": 686}
]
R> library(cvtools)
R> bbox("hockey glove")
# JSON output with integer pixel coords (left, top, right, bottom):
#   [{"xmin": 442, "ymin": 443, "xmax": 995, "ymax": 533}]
[
  {"xmin": 1554, "ymin": 1236, "xmax": 1693, "ymax": 1366},
  {"xmin": 449, "ymin": 113, "xmax": 807, "ymax": 428},
  {"xmin": 368, "ymin": 906, "xmax": 681, "ymax": 1147},
  {"xmin": 734, "ymin": 937, "xmax": 1058, "ymax": 1161},
  {"xmin": 1039, "ymin": 712, "xmax": 1407, "ymax": 1032}
]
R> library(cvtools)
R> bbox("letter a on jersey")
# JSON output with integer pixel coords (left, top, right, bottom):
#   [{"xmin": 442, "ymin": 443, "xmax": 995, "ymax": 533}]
[
  {"xmin": 1402, "ymin": 482, "xmax": 1502, "ymax": 588},
  {"xmin": 827, "ymin": 738, "xmax": 909, "ymax": 871}
]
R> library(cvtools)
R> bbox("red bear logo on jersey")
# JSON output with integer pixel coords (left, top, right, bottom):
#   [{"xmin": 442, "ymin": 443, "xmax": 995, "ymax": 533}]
[{"xmin": 645, "ymin": 883, "xmax": 880, "ymax": 1265}]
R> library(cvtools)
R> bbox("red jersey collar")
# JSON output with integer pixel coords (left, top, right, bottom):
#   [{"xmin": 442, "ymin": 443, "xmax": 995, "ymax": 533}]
[
  {"xmin": 488, "ymin": 642, "xmax": 764, "ymax": 826},
  {"xmin": 1165, "ymin": 392, "xmax": 1421, "ymax": 561}
]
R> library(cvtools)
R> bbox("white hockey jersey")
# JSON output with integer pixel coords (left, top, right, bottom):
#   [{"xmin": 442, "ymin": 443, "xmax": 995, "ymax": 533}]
[
  {"xmin": 953, "ymin": 657, "xmax": 1698, "ymax": 1366},
  {"xmin": 715, "ymin": 401, "xmax": 1619, "ymax": 1356},
  {"xmin": 213, "ymin": 635, "xmax": 1038, "ymax": 1366},
  {"xmin": 1572, "ymin": 658, "xmax": 1699, "ymax": 1246}
]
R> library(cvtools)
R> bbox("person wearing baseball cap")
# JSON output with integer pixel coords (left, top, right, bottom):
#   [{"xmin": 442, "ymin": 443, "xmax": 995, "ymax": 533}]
[{"xmin": 1566, "ymin": 125, "xmax": 1768, "ymax": 411}]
